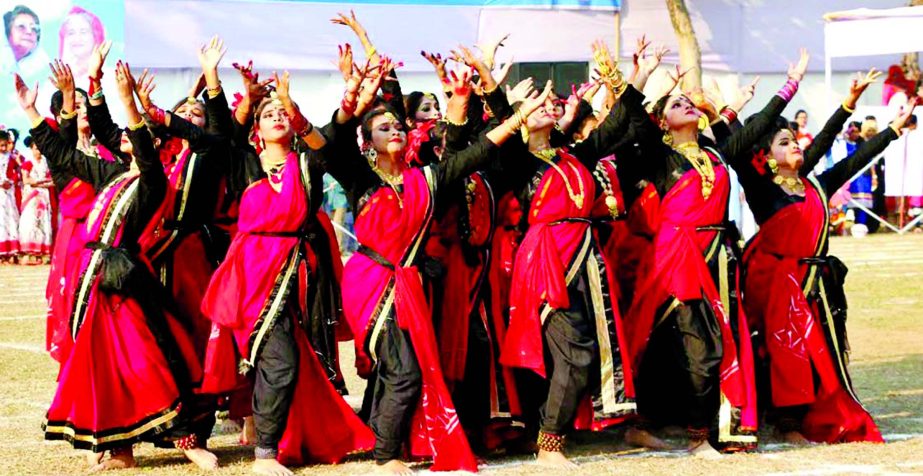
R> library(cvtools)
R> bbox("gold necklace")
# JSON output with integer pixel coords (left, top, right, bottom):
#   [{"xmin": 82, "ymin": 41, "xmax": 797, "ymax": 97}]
[
  {"xmin": 674, "ymin": 142, "xmax": 715, "ymax": 199},
  {"xmin": 593, "ymin": 162, "xmax": 619, "ymax": 219},
  {"xmin": 372, "ymin": 166, "xmax": 404, "ymax": 208},
  {"xmin": 773, "ymin": 174, "xmax": 805, "ymax": 194},
  {"xmin": 532, "ymin": 148, "xmax": 585, "ymax": 209}
]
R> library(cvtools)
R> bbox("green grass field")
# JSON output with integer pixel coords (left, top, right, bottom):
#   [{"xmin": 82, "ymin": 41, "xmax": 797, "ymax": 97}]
[{"xmin": 1, "ymin": 234, "xmax": 921, "ymax": 475}]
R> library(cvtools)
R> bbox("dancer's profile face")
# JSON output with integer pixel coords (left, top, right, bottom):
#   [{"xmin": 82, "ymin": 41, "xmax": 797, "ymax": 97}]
[
  {"xmin": 414, "ymin": 96, "xmax": 441, "ymax": 123},
  {"xmin": 257, "ymin": 103, "xmax": 292, "ymax": 144},
  {"xmin": 662, "ymin": 94, "xmax": 701, "ymax": 130},
  {"xmin": 369, "ymin": 113, "xmax": 406, "ymax": 156},
  {"xmin": 75, "ymin": 92, "xmax": 89, "ymax": 133},
  {"xmin": 770, "ymin": 128, "xmax": 803, "ymax": 171},
  {"xmin": 176, "ymin": 102, "xmax": 206, "ymax": 128},
  {"xmin": 525, "ymin": 99, "xmax": 556, "ymax": 131}
]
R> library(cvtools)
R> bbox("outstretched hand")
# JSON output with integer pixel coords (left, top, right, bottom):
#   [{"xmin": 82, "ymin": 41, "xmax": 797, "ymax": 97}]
[
  {"xmin": 87, "ymin": 40, "xmax": 112, "ymax": 81},
  {"xmin": 198, "ymin": 35, "xmax": 227, "ymax": 71},
  {"xmin": 506, "ymin": 77, "xmax": 534, "ymax": 104},
  {"xmin": 519, "ymin": 80, "xmax": 554, "ymax": 118},
  {"xmin": 48, "ymin": 60, "xmax": 75, "ymax": 95},
  {"xmin": 135, "ymin": 68, "xmax": 157, "ymax": 110},
  {"xmin": 13, "ymin": 74, "xmax": 38, "ymax": 111},
  {"xmin": 846, "ymin": 68, "xmax": 882, "ymax": 107},
  {"xmin": 337, "ymin": 44, "xmax": 354, "ymax": 82},
  {"xmin": 475, "ymin": 33, "xmax": 509, "ymax": 71},
  {"xmin": 892, "ymin": 95, "xmax": 920, "ymax": 131},
  {"xmin": 114, "ymin": 61, "xmax": 137, "ymax": 104},
  {"xmin": 233, "ymin": 60, "xmax": 274, "ymax": 103},
  {"xmin": 331, "ymin": 10, "xmax": 368, "ymax": 40},
  {"xmin": 788, "ymin": 48, "xmax": 810, "ymax": 82}
]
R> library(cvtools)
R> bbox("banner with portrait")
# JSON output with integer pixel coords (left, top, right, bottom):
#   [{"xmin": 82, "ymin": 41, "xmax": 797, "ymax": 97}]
[{"xmin": 1, "ymin": 1, "xmax": 124, "ymax": 142}]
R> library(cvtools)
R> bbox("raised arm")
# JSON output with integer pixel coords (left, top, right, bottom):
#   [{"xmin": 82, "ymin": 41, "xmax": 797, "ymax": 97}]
[
  {"xmin": 802, "ymin": 68, "xmax": 882, "ymax": 174},
  {"xmin": 17, "ymin": 74, "xmax": 124, "ymax": 189},
  {"xmin": 568, "ymin": 83, "xmax": 643, "ymax": 169},
  {"xmin": 437, "ymin": 71, "xmax": 551, "ymax": 188},
  {"xmin": 721, "ymin": 49, "xmax": 809, "ymax": 168},
  {"xmin": 819, "ymin": 97, "xmax": 915, "ymax": 195}
]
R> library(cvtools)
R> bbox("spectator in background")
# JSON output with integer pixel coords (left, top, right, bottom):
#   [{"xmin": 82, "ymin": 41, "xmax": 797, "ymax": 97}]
[
  {"xmin": 0, "ymin": 130, "xmax": 20, "ymax": 263},
  {"xmin": 847, "ymin": 119, "xmax": 878, "ymax": 232},
  {"xmin": 18, "ymin": 136, "xmax": 53, "ymax": 264},
  {"xmin": 2, "ymin": 5, "xmax": 49, "ymax": 79},
  {"xmin": 58, "ymin": 7, "xmax": 106, "ymax": 85},
  {"xmin": 794, "ymin": 109, "xmax": 813, "ymax": 149},
  {"xmin": 322, "ymin": 173, "xmax": 354, "ymax": 256}
]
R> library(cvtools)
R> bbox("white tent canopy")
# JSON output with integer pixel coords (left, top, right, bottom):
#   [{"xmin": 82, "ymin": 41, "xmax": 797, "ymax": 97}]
[{"xmin": 824, "ymin": 6, "xmax": 923, "ymax": 105}]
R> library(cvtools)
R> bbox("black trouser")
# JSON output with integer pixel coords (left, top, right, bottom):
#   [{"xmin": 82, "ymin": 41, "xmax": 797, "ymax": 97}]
[
  {"xmin": 452, "ymin": 307, "xmax": 492, "ymax": 452},
  {"xmin": 637, "ymin": 300, "xmax": 722, "ymax": 431},
  {"xmin": 253, "ymin": 308, "xmax": 298, "ymax": 459},
  {"xmin": 540, "ymin": 272, "xmax": 599, "ymax": 435},
  {"xmin": 365, "ymin": 316, "xmax": 423, "ymax": 463}
]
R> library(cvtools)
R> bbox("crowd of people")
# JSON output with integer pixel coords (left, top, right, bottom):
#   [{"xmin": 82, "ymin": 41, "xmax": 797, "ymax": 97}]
[
  {"xmin": 9, "ymin": 9, "xmax": 920, "ymax": 476},
  {"xmin": 0, "ymin": 126, "xmax": 54, "ymax": 264}
]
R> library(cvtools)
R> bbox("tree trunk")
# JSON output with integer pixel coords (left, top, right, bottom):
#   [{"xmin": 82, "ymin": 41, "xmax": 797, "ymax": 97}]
[
  {"xmin": 665, "ymin": 0, "xmax": 702, "ymax": 91},
  {"xmin": 904, "ymin": 0, "xmax": 923, "ymax": 81}
]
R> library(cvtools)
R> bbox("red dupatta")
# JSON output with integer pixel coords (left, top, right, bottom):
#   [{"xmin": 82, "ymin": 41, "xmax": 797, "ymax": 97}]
[
  {"xmin": 501, "ymin": 149, "xmax": 596, "ymax": 377},
  {"xmin": 742, "ymin": 177, "xmax": 882, "ymax": 443},
  {"xmin": 342, "ymin": 167, "xmax": 477, "ymax": 472},
  {"xmin": 625, "ymin": 155, "xmax": 758, "ymax": 436}
]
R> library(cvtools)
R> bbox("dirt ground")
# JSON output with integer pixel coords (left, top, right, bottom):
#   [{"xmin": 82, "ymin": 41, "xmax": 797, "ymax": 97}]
[{"xmin": 1, "ymin": 234, "xmax": 921, "ymax": 475}]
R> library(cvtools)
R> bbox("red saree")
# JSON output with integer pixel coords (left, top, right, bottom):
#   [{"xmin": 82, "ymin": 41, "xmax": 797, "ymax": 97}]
[
  {"xmin": 501, "ymin": 150, "xmax": 636, "ymax": 428},
  {"xmin": 742, "ymin": 176, "xmax": 882, "ymax": 443},
  {"xmin": 625, "ymin": 155, "xmax": 758, "ymax": 446},
  {"xmin": 45, "ymin": 177, "xmax": 96, "ymax": 365},
  {"xmin": 43, "ymin": 172, "xmax": 202, "ymax": 452},
  {"xmin": 342, "ymin": 167, "xmax": 477, "ymax": 472},
  {"xmin": 201, "ymin": 152, "xmax": 374, "ymax": 464}
]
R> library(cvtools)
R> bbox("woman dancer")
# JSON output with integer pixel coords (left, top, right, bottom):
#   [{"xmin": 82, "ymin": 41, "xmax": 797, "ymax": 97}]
[
  {"xmin": 741, "ymin": 71, "xmax": 915, "ymax": 445},
  {"xmin": 498, "ymin": 41, "xmax": 644, "ymax": 466},
  {"xmin": 200, "ymin": 67, "xmax": 375, "ymax": 476},
  {"xmin": 0, "ymin": 129, "xmax": 20, "ymax": 262},
  {"xmin": 624, "ymin": 49, "xmax": 810, "ymax": 457},
  {"xmin": 20, "ymin": 61, "xmax": 217, "ymax": 470}
]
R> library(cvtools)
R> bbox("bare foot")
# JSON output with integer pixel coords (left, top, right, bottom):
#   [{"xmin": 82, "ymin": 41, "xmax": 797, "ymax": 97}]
[
  {"xmin": 240, "ymin": 416, "xmax": 256, "ymax": 446},
  {"xmin": 86, "ymin": 452, "xmax": 104, "ymax": 467},
  {"xmin": 535, "ymin": 449, "xmax": 577, "ymax": 468},
  {"xmin": 252, "ymin": 458, "xmax": 294, "ymax": 476},
  {"xmin": 90, "ymin": 451, "xmax": 137, "ymax": 472},
  {"xmin": 781, "ymin": 431, "xmax": 812, "ymax": 445},
  {"xmin": 625, "ymin": 427, "xmax": 672, "ymax": 450},
  {"xmin": 688, "ymin": 439, "xmax": 721, "ymax": 459},
  {"xmin": 377, "ymin": 459, "xmax": 413, "ymax": 475},
  {"xmin": 184, "ymin": 447, "xmax": 219, "ymax": 470}
]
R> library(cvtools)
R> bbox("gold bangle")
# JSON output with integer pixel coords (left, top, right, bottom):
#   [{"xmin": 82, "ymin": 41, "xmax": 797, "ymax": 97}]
[
  {"xmin": 128, "ymin": 119, "xmax": 146, "ymax": 131},
  {"xmin": 890, "ymin": 123, "xmax": 902, "ymax": 137},
  {"xmin": 842, "ymin": 101, "xmax": 856, "ymax": 114},
  {"xmin": 365, "ymin": 46, "xmax": 377, "ymax": 58},
  {"xmin": 59, "ymin": 109, "xmax": 78, "ymax": 120},
  {"xmin": 206, "ymin": 85, "xmax": 222, "ymax": 99},
  {"xmin": 31, "ymin": 116, "xmax": 45, "ymax": 129},
  {"xmin": 445, "ymin": 116, "xmax": 468, "ymax": 127},
  {"xmin": 481, "ymin": 82, "xmax": 499, "ymax": 95}
]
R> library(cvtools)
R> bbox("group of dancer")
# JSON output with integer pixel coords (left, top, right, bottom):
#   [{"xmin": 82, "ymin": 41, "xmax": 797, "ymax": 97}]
[
  {"xmin": 16, "ymin": 11, "xmax": 918, "ymax": 476},
  {"xmin": 0, "ymin": 125, "xmax": 54, "ymax": 264}
]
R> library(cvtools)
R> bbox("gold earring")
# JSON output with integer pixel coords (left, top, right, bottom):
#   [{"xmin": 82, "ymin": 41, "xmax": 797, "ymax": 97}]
[{"xmin": 662, "ymin": 130, "xmax": 673, "ymax": 146}]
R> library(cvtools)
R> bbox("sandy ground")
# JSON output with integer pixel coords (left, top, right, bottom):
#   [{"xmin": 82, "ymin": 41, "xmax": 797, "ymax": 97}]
[{"xmin": 1, "ymin": 233, "xmax": 921, "ymax": 475}]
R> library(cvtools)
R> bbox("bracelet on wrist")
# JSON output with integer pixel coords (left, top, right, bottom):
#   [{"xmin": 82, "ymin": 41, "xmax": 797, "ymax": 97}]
[
  {"xmin": 59, "ymin": 109, "xmax": 78, "ymax": 120},
  {"xmin": 128, "ymin": 119, "xmax": 146, "ymax": 131},
  {"xmin": 445, "ymin": 115, "xmax": 468, "ymax": 127},
  {"xmin": 841, "ymin": 100, "xmax": 856, "ymax": 114}
]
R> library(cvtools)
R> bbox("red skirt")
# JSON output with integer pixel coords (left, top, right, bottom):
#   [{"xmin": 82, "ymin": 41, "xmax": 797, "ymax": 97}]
[
  {"xmin": 45, "ymin": 217, "xmax": 85, "ymax": 365},
  {"xmin": 44, "ymin": 289, "xmax": 202, "ymax": 452}
]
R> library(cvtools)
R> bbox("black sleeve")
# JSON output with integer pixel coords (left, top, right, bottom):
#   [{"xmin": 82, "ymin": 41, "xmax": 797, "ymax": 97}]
[
  {"xmin": 87, "ymin": 98, "xmax": 131, "ymax": 162},
  {"xmin": 710, "ymin": 120, "xmax": 732, "ymax": 148},
  {"xmin": 801, "ymin": 105, "xmax": 852, "ymax": 176},
  {"xmin": 164, "ymin": 111, "xmax": 208, "ymax": 149},
  {"xmin": 818, "ymin": 127, "xmax": 898, "ymax": 195},
  {"xmin": 720, "ymin": 95, "xmax": 789, "ymax": 170},
  {"xmin": 127, "ymin": 125, "xmax": 167, "ymax": 225},
  {"xmin": 315, "ymin": 113, "xmax": 377, "ymax": 205},
  {"xmin": 564, "ymin": 100, "xmax": 595, "ymax": 140},
  {"xmin": 434, "ymin": 134, "xmax": 498, "ymax": 191},
  {"xmin": 484, "ymin": 86, "xmax": 513, "ymax": 122},
  {"xmin": 568, "ymin": 85, "xmax": 642, "ymax": 169},
  {"xmin": 205, "ymin": 89, "xmax": 235, "ymax": 140},
  {"xmin": 444, "ymin": 121, "xmax": 471, "ymax": 151},
  {"xmin": 381, "ymin": 69, "xmax": 406, "ymax": 120},
  {"xmin": 29, "ymin": 119, "xmax": 126, "ymax": 191},
  {"xmin": 58, "ymin": 116, "xmax": 78, "ymax": 145}
]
